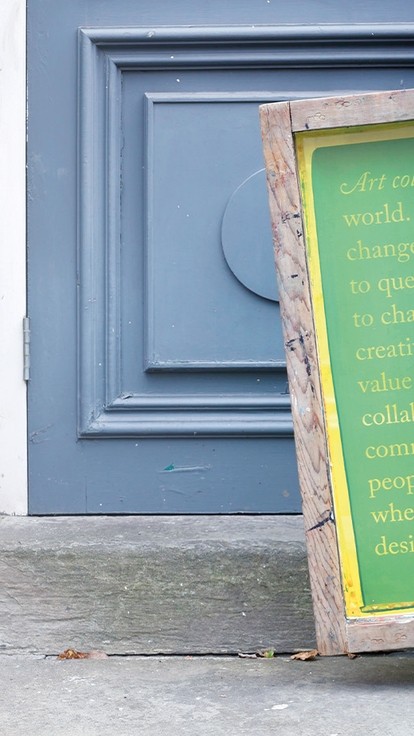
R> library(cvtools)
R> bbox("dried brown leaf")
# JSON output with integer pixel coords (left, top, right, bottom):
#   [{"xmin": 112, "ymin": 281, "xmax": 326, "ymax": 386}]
[
  {"xmin": 290, "ymin": 649, "xmax": 319, "ymax": 661},
  {"xmin": 57, "ymin": 648, "xmax": 108, "ymax": 660},
  {"xmin": 57, "ymin": 648, "xmax": 89, "ymax": 660}
]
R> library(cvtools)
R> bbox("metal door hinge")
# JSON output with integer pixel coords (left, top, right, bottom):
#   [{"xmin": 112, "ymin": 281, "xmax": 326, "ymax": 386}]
[{"xmin": 23, "ymin": 316, "xmax": 30, "ymax": 381}]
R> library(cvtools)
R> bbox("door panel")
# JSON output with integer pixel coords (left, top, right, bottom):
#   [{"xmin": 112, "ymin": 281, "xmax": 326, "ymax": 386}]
[{"xmin": 28, "ymin": 1, "xmax": 414, "ymax": 512}]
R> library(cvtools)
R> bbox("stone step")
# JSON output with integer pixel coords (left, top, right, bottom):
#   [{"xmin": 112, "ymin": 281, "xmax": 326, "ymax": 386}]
[{"xmin": 0, "ymin": 515, "xmax": 315, "ymax": 655}]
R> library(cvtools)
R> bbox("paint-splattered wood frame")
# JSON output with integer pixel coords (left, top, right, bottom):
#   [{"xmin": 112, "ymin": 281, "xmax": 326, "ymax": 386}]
[{"xmin": 260, "ymin": 89, "xmax": 414, "ymax": 655}]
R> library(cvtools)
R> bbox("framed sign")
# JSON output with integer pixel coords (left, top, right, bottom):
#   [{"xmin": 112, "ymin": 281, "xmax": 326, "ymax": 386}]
[{"xmin": 260, "ymin": 89, "xmax": 414, "ymax": 655}]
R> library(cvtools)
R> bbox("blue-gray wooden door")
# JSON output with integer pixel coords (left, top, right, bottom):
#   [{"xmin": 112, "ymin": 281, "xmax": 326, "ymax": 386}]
[{"xmin": 27, "ymin": 0, "xmax": 414, "ymax": 513}]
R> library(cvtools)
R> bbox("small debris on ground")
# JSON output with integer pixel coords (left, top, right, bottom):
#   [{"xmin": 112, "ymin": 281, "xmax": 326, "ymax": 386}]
[
  {"xmin": 257, "ymin": 648, "xmax": 275, "ymax": 658},
  {"xmin": 238, "ymin": 648, "xmax": 275, "ymax": 659},
  {"xmin": 57, "ymin": 648, "xmax": 109, "ymax": 660},
  {"xmin": 271, "ymin": 704, "xmax": 289, "ymax": 710},
  {"xmin": 290, "ymin": 649, "xmax": 319, "ymax": 661},
  {"xmin": 238, "ymin": 652, "xmax": 258, "ymax": 659}
]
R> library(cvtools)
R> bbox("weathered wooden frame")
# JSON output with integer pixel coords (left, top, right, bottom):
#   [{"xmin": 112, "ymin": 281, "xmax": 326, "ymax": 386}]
[{"xmin": 260, "ymin": 89, "xmax": 414, "ymax": 655}]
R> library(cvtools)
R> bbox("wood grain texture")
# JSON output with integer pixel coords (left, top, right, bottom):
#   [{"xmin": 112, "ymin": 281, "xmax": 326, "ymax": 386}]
[
  {"xmin": 290, "ymin": 88, "xmax": 414, "ymax": 131},
  {"xmin": 260, "ymin": 102, "xmax": 347, "ymax": 655},
  {"xmin": 261, "ymin": 90, "xmax": 414, "ymax": 655},
  {"xmin": 346, "ymin": 615, "xmax": 414, "ymax": 653}
]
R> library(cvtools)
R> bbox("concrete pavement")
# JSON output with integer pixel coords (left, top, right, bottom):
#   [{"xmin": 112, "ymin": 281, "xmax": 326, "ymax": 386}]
[{"xmin": 1, "ymin": 651, "xmax": 413, "ymax": 735}]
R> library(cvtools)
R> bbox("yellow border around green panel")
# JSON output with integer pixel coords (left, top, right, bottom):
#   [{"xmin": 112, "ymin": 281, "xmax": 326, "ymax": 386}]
[{"xmin": 295, "ymin": 122, "xmax": 414, "ymax": 619}]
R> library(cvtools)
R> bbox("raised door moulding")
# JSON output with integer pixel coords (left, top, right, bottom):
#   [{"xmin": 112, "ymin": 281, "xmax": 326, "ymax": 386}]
[{"xmin": 77, "ymin": 25, "xmax": 414, "ymax": 438}]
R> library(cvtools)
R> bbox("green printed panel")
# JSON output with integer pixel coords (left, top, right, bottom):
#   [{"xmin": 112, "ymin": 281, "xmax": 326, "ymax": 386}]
[{"xmin": 311, "ymin": 126, "xmax": 414, "ymax": 610}]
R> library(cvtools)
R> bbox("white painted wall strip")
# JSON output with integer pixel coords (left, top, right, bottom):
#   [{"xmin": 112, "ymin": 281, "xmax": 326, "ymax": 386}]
[{"xmin": 0, "ymin": 0, "xmax": 27, "ymax": 514}]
